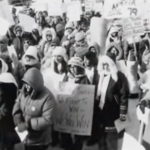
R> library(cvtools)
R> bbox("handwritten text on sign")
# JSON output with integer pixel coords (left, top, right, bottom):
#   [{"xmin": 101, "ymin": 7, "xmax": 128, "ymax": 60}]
[
  {"xmin": 54, "ymin": 82, "xmax": 95, "ymax": 135},
  {"xmin": 123, "ymin": 18, "xmax": 145, "ymax": 38},
  {"xmin": 104, "ymin": 0, "xmax": 146, "ymax": 19}
]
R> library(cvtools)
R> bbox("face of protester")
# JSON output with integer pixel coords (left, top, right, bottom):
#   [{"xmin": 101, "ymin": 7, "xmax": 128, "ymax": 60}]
[
  {"xmin": 43, "ymin": 12, "xmax": 48, "ymax": 18},
  {"xmin": 84, "ymin": 57, "xmax": 91, "ymax": 68},
  {"xmin": 46, "ymin": 32, "xmax": 52, "ymax": 42},
  {"xmin": 103, "ymin": 63, "xmax": 110, "ymax": 74},
  {"xmin": 53, "ymin": 55, "xmax": 64, "ymax": 64},
  {"xmin": 24, "ymin": 83, "xmax": 33, "ymax": 94},
  {"xmin": 70, "ymin": 65, "xmax": 79, "ymax": 76},
  {"xmin": 53, "ymin": 17, "xmax": 59, "ymax": 24},
  {"xmin": 23, "ymin": 40, "xmax": 30, "ymax": 52},
  {"xmin": 36, "ymin": 16, "xmax": 43, "ymax": 25},
  {"xmin": 0, "ymin": 41, "xmax": 6, "ymax": 52},
  {"xmin": 76, "ymin": 38, "xmax": 85, "ymax": 46},
  {"xmin": 16, "ymin": 29, "xmax": 22, "ymax": 37},
  {"xmin": 66, "ymin": 28, "xmax": 73, "ymax": 35},
  {"xmin": 110, "ymin": 47, "xmax": 119, "ymax": 57}
]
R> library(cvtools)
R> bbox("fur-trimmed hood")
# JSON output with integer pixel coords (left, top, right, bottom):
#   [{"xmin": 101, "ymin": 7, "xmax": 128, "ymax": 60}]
[
  {"xmin": 98, "ymin": 55, "xmax": 118, "ymax": 82},
  {"xmin": 106, "ymin": 42, "xmax": 123, "ymax": 60},
  {"xmin": 42, "ymin": 28, "xmax": 57, "ymax": 41}
]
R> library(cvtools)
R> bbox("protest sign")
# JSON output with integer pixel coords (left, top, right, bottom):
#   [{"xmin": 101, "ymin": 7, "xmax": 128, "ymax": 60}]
[
  {"xmin": 0, "ymin": 0, "xmax": 14, "ymax": 25},
  {"xmin": 67, "ymin": 1, "xmax": 82, "ymax": 22},
  {"xmin": 123, "ymin": 18, "xmax": 145, "ymax": 38},
  {"xmin": 0, "ymin": 17, "xmax": 11, "ymax": 35},
  {"xmin": 18, "ymin": 14, "xmax": 35, "ymax": 32},
  {"xmin": 103, "ymin": 0, "xmax": 146, "ymax": 19},
  {"xmin": 54, "ymin": 82, "xmax": 95, "ymax": 135},
  {"xmin": 122, "ymin": 133, "xmax": 145, "ymax": 150},
  {"xmin": 85, "ymin": 0, "xmax": 95, "ymax": 11},
  {"xmin": 48, "ymin": 2, "xmax": 63, "ymax": 16},
  {"xmin": 31, "ymin": 2, "xmax": 48, "ymax": 12}
]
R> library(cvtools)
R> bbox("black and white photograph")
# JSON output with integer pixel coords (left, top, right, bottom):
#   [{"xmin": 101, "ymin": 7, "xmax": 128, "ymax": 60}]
[{"xmin": 0, "ymin": 0, "xmax": 150, "ymax": 150}]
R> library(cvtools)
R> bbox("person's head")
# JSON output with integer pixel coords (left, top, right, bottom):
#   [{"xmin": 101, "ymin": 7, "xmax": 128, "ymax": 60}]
[
  {"xmin": 53, "ymin": 16, "xmax": 61, "ymax": 25},
  {"xmin": 23, "ymin": 39, "xmax": 32, "ymax": 52},
  {"xmin": 106, "ymin": 43, "xmax": 123, "ymax": 60},
  {"xmin": 14, "ymin": 25, "xmax": 23, "ymax": 37},
  {"xmin": 46, "ymin": 30, "xmax": 52, "ymax": 42},
  {"xmin": 65, "ymin": 22, "xmax": 74, "ymax": 35},
  {"xmin": 68, "ymin": 57, "xmax": 85, "ymax": 76},
  {"xmin": 45, "ymin": 16, "xmax": 53, "ymax": 26},
  {"xmin": 23, "ymin": 46, "xmax": 41, "ymax": 69},
  {"xmin": 85, "ymin": 11, "xmax": 92, "ymax": 20},
  {"xmin": 84, "ymin": 51, "xmax": 98, "ymax": 68},
  {"xmin": 75, "ymin": 32, "xmax": 86, "ymax": 46},
  {"xmin": 35, "ymin": 12, "xmax": 45, "ymax": 26},
  {"xmin": 98, "ymin": 52, "xmax": 118, "ymax": 81},
  {"xmin": 56, "ymin": 23, "xmax": 65, "ymax": 38},
  {"xmin": 52, "ymin": 46, "xmax": 67, "ymax": 64},
  {"xmin": 22, "ymin": 68, "xmax": 44, "ymax": 97},
  {"xmin": 0, "ymin": 36, "xmax": 8, "ymax": 52},
  {"xmin": 43, "ymin": 11, "xmax": 48, "ymax": 18}
]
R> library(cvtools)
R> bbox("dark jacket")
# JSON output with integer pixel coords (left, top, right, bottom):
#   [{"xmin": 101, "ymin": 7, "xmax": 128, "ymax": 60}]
[
  {"xmin": 0, "ymin": 73, "xmax": 20, "ymax": 149},
  {"xmin": 13, "ymin": 68, "xmax": 55, "ymax": 145},
  {"xmin": 97, "ymin": 71, "xmax": 129, "ymax": 130}
]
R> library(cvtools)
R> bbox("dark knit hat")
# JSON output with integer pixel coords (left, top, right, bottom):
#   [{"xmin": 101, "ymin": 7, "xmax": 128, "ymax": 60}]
[
  {"xmin": 56, "ymin": 23, "xmax": 65, "ymax": 33},
  {"xmin": 106, "ymin": 52, "xmax": 116, "ymax": 63}
]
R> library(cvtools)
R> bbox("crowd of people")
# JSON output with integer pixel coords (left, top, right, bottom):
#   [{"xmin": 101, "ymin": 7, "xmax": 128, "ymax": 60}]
[{"xmin": 0, "ymin": 4, "xmax": 150, "ymax": 150}]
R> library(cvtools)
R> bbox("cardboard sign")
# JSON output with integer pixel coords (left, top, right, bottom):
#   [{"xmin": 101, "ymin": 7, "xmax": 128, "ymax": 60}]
[
  {"xmin": 0, "ymin": 0, "xmax": 14, "ymax": 25},
  {"xmin": 103, "ymin": 0, "xmax": 146, "ymax": 19},
  {"xmin": 123, "ymin": 18, "xmax": 145, "ymax": 38},
  {"xmin": 48, "ymin": 2, "xmax": 63, "ymax": 16},
  {"xmin": 67, "ymin": 1, "xmax": 82, "ymax": 22},
  {"xmin": 122, "ymin": 133, "xmax": 145, "ymax": 150},
  {"xmin": 54, "ymin": 82, "xmax": 95, "ymax": 135},
  {"xmin": 18, "ymin": 14, "xmax": 35, "ymax": 32}
]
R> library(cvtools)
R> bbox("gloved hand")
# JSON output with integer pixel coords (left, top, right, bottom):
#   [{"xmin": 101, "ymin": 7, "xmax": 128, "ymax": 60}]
[
  {"xmin": 18, "ymin": 122, "xmax": 29, "ymax": 133},
  {"xmin": 120, "ymin": 114, "xmax": 126, "ymax": 121},
  {"xmin": 139, "ymin": 100, "xmax": 150, "ymax": 114}
]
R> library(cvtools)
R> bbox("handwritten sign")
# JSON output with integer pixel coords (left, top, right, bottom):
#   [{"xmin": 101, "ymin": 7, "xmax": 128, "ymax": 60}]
[
  {"xmin": 123, "ymin": 18, "xmax": 145, "ymax": 38},
  {"xmin": 103, "ymin": 0, "xmax": 146, "ymax": 19},
  {"xmin": 54, "ymin": 82, "xmax": 95, "ymax": 135}
]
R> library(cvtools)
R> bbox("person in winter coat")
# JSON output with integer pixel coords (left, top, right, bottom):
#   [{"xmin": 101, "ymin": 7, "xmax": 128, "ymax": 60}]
[
  {"xmin": 13, "ymin": 25, "xmax": 24, "ymax": 60},
  {"xmin": 0, "ymin": 73, "xmax": 20, "ymax": 150},
  {"xmin": 96, "ymin": 52, "xmax": 129, "ymax": 150},
  {"xmin": 63, "ymin": 57, "xmax": 90, "ymax": 150},
  {"xmin": 56, "ymin": 23, "xmax": 65, "ymax": 41},
  {"xmin": 33, "ymin": 12, "xmax": 48, "ymax": 36},
  {"xmin": 13, "ymin": 68, "xmax": 55, "ymax": 150},
  {"xmin": 106, "ymin": 42, "xmax": 139, "ymax": 98},
  {"xmin": 61, "ymin": 22, "xmax": 74, "ymax": 45},
  {"xmin": 41, "ymin": 47, "xmax": 68, "ymax": 149},
  {"xmin": 106, "ymin": 25, "xmax": 129, "ymax": 60},
  {"xmin": 13, "ymin": 46, "xmax": 41, "ymax": 88},
  {"xmin": 39, "ymin": 28, "xmax": 60, "ymax": 57},
  {"xmin": 69, "ymin": 32, "xmax": 89, "ymax": 59},
  {"xmin": 83, "ymin": 51, "xmax": 102, "ymax": 146}
]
